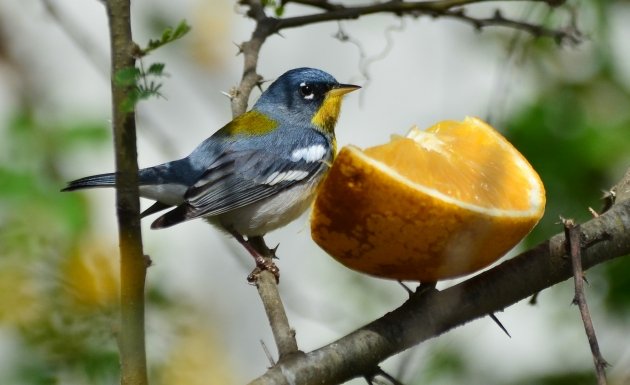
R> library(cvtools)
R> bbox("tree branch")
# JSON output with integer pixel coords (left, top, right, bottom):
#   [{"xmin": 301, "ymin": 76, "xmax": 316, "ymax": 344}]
[
  {"xmin": 247, "ymin": 168, "xmax": 630, "ymax": 385},
  {"xmin": 249, "ymin": 237, "xmax": 300, "ymax": 360},
  {"xmin": 275, "ymin": 0, "xmax": 580, "ymax": 44},
  {"xmin": 564, "ymin": 219, "xmax": 609, "ymax": 385},
  {"xmin": 232, "ymin": 0, "xmax": 277, "ymax": 117},
  {"xmin": 105, "ymin": 1, "xmax": 148, "ymax": 384},
  {"xmin": 233, "ymin": 0, "xmax": 580, "ymax": 113},
  {"xmin": 232, "ymin": 1, "xmax": 299, "ymax": 365}
]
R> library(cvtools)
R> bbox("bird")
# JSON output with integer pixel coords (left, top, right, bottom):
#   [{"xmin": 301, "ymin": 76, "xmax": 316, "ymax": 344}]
[{"xmin": 62, "ymin": 67, "xmax": 360, "ymax": 281}]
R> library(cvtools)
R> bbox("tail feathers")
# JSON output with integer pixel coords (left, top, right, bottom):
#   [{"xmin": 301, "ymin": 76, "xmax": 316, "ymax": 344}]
[
  {"xmin": 141, "ymin": 201, "xmax": 173, "ymax": 218},
  {"xmin": 61, "ymin": 173, "xmax": 116, "ymax": 192},
  {"xmin": 151, "ymin": 204, "xmax": 195, "ymax": 229}
]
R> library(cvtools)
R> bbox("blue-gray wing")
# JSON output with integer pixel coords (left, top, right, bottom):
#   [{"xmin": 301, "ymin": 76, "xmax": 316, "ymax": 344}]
[{"xmin": 150, "ymin": 146, "xmax": 329, "ymax": 229}]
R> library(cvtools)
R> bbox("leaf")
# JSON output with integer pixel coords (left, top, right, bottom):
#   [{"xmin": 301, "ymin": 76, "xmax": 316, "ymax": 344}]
[
  {"xmin": 114, "ymin": 67, "xmax": 141, "ymax": 86},
  {"xmin": 142, "ymin": 19, "xmax": 191, "ymax": 55},
  {"xmin": 120, "ymin": 87, "xmax": 141, "ymax": 112},
  {"xmin": 147, "ymin": 62, "xmax": 166, "ymax": 76},
  {"xmin": 172, "ymin": 20, "xmax": 192, "ymax": 40},
  {"xmin": 275, "ymin": 4, "xmax": 285, "ymax": 17}
]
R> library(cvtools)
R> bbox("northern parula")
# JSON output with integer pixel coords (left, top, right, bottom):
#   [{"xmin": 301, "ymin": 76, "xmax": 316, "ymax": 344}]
[{"xmin": 62, "ymin": 67, "xmax": 359, "ymax": 278}]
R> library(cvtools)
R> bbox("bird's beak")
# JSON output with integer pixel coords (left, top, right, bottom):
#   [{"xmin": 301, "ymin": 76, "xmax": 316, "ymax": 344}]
[{"xmin": 328, "ymin": 83, "xmax": 361, "ymax": 97}]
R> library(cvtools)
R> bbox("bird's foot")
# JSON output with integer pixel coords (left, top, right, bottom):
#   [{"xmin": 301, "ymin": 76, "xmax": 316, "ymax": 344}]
[
  {"xmin": 229, "ymin": 231, "xmax": 281, "ymax": 284},
  {"xmin": 247, "ymin": 256, "xmax": 280, "ymax": 284}
]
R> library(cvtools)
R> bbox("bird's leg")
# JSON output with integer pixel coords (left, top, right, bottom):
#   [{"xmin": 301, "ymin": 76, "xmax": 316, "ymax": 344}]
[
  {"xmin": 229, "ymin": 231, "xmax": 280, "ymax": 283},
  {"xmin": 246, "ymin": 236, "xmax": 281, "ymax": 283}
]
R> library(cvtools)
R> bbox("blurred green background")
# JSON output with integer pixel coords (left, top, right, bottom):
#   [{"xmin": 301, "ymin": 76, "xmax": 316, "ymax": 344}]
[{"xmin": 0, "ymin": 0, "xmax": 628, "ymax": 384}]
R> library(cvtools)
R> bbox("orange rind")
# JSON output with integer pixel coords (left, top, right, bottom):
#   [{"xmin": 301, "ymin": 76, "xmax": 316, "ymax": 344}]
[{"xmin": 311, "ymin": 117, "xmax": 545, "ymax": 281}]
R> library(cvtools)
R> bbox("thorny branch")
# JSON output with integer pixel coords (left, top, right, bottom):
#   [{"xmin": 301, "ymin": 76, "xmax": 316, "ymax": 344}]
[
  {"xmin": 563, "ymin": 218, "xmax": 609, "ymax": 385},
  {"xmin": 248, "ymin": 237, "xmax": 300, "ymax": 360},
  {"xmin": 232, "ymin": 0, "xmax": 581, "ymax": 115}
]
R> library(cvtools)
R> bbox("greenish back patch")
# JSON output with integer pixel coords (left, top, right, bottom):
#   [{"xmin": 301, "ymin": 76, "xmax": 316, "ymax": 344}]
[{"xmin": 220, "ymin": 111, "xmax": 278, "ymax": 137}]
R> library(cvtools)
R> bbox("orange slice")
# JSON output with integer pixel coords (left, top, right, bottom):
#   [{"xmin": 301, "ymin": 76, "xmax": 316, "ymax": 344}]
[{"xmin": 311, "ymin": 117, "xmax": 545, "ymax": 281}]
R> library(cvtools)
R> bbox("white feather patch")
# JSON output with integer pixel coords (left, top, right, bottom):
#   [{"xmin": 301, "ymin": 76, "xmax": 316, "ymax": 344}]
[
  {"xmin": 291, "ymin": 144, "xmax": 326, "ymax": 163},
  {"xmin": 139, "ymin": 184, "xmax": 186, "ymax": 205},
  {"xmin": 264, "ymin": 170, "xmax": 309, "ymax": 185}
]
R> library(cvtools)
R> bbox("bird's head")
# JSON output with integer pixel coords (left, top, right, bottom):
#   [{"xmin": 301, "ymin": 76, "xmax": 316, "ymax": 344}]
[{"xmin": 253, "ymin": 67, "xmax": 360, "ymax": 134}]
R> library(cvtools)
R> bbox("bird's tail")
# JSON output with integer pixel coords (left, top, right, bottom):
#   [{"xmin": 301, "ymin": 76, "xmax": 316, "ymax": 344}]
[{"xmin": 61, "ymin": 173, "xmax": 116, "ymax": 191}]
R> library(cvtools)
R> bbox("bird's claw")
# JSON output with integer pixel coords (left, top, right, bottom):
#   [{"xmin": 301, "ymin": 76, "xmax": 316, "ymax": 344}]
[{"xmin": 247, "ymin": 256, "xmax": 280, "ymax": 284}]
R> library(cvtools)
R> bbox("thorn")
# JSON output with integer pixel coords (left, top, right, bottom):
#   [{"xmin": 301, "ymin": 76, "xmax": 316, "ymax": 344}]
[
  {"xmin": 223, "ymin": 87, "xmax": 240, "ymax": 100},
  {"xmin": 493, "ymin": 9, "xmax": 503, "ymax": 21},
  {"xmin": 529, "ymin": 291, "xmax": 539, "ymax": 305},
  {"xmin": 489, "ymin": 313, "xmax": 511, "ymax": 338},
  {"xmin": 588, "ymin": 207, "xmax": 599, "ymax": 218},
  {"xmin": 598, "ymin": 357, "xmax": 611, "ymax": 368},
  {"xmin": 397, "ymin": 280, "xmax": 413, "ymax": 295},
  {"xmin": 256, "ymin": 80, "xmax": 265, "ymax": 92},
  {"xmin": 555, "ymin": 215, "xmax": 566, "ymax": 225},
  {"xmin": 260, "ymin": 339, "xmax": 276, "ymax": 367},
  {"xmin": 233, "ymin": 41, "xmax": 244, "ymax": 55},
  {"xmin": 144, "ymin": 254, "xmax": 153, "ymax": 268},
  {"xmin": 560, "ymin": 216, "xmax": 574, "ymax": 227},
  {"xmin": 270, "ymin": 243, "xmax": 280, "ymax": 259},
  {"xmin": 601, "ymin": 189, "xmax": 616, "ymax": 213}
]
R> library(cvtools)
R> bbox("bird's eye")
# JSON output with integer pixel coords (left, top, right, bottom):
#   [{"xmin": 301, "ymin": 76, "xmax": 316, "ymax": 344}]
[{"xmin": 299, "ymin": 82, "xmax": 314, "ymax": 100}]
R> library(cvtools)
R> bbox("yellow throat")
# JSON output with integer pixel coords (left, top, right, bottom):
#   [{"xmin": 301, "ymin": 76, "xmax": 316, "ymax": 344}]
[{"xmin": 311, "ymin": 85, "xmax": 358, "ymax": 134}]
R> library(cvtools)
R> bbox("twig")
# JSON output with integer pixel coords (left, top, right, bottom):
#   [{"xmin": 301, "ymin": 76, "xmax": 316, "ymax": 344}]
[
  {"xmin": 232, "ymin": 0, "xmax": 273, "ymax": 116},
  {"xmin": 234, "ymin": 0, "xmax": 580, "ymax": 114},
  {"xmin": 283, "ymin": 0, "xmax": 345, "ymax": 12},
  {"xmin": 249, "ymin": 236, "xmax": 300, "ymax": 360},
  {"xmin": 563, "ymin": 218, "xmax": 608, "ymax": 385},
  {"xmin": 232, "ymin": 0, "xmax": 299, "ymax": 365},
  {"xmin": 274, "ymin": 0, "xmax": 581, "ymax": 45},
  {"xmin": 104, "ymin": 1, "xmax": 148, "ymax": 385}
]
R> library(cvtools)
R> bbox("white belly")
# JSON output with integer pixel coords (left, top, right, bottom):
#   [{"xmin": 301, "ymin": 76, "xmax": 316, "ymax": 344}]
[{"xmin": 209, "ymin": 176, "xmax": 323, "ymax": 236}]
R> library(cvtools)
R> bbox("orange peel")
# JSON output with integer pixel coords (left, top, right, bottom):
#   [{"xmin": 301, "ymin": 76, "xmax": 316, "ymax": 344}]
[{"xmin": 311, "ymin": 117, "xmax": 545, "ymax": 281}]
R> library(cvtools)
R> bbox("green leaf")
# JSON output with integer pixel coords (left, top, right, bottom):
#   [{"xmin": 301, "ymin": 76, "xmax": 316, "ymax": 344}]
[
  {"xmin": 142, "ymin": 19, "xmax": 191, "ymax": 55},
  {"xmin": 161, "ymin": 27, "xmax": 174, "ymax": 43},
  {"xmin": 114, "ymin": 67, "xmax": 141, "ymax": 86},
  {"xmin": 172, "ymin": 19, "xmax": 192, "ymax": 40},
  {"xmin": 120, "ymin": 87, "xmax": 140, "ymax": 112},
  {"xmin": 147, "ymin": 62, "xmax": 166, "ymax": 76}
]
